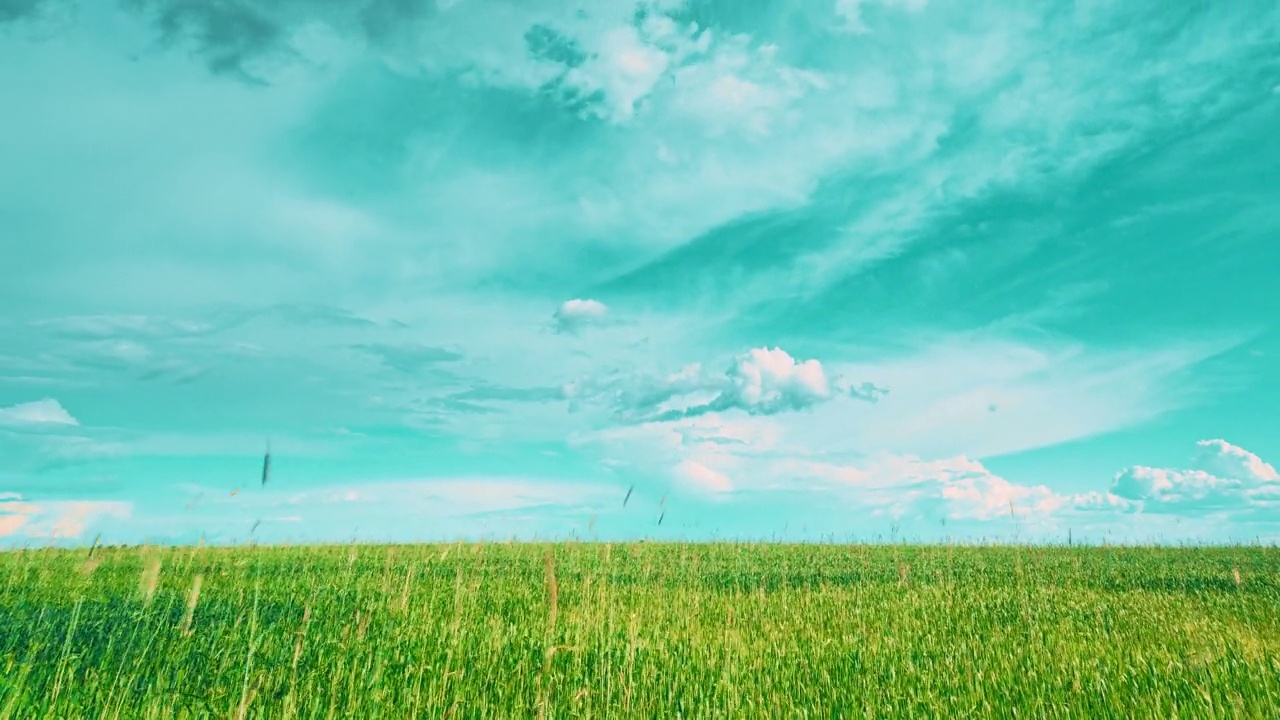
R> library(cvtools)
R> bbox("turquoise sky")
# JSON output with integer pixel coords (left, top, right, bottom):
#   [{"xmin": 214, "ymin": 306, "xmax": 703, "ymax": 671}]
[{"xmin": 3, "ymin": 0, "xmax": 1279, "ymax": 547}]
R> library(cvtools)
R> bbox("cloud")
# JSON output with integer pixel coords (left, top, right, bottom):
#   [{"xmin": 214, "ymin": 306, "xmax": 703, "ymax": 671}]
[
  {"xmin": 569, "ymin": 411, "xmax": 775, "ymax": 498},
  {"xmin": 571, "ymin": 404, "xmax": 1277, "ymax": 533},
  {"xmin": 574, "ymin": 409, "xmax": 1067, "ymax": 519},
  {"xmin": 774, "ymin": 453, "xmax": 1065, "ymax": 522},
  {"xmin": 0, "ymin": 0, "xmax": 52, "ymax": 24},
  {"xmin": 559, "ymin": 24, "xmax": 673, "ymax": 123},
  {"xmin": 113, "ymin": 0, "xmax": 700, "ymax": 93},
  {"xmin": 125, "ymin": 0, "xmax": 294, "ymax": 83},
  {"xmin": 0, "ymin": 398, "xmax": 79, "ymax": 426},
  {"xmin": 569, "ymin": 346, "xmax": 885, "ymax": 422},
  {"xmin": 1192, "ymin": 439, "xmax": 1279, "ymax": 483},
  {"xmin": 834, "ymin": 0, "xmax": 929, "ymax": 34},
  {"xmin": 1100, "ymin": 439, "xmax": 1280, "ymax": 515},
  {"xmin": 355, "ymin": 342, "xmax": 463, "ymax": 373},
  {"xmin": 0, "ymin": 495, "xmax": 131, "ymax": 541},
  {"xmin": 553, "ymin": 298, "xmax": 609, "ymax": 334},
  {"xmin": 669, "ymin": 346, "xmax": 886, "ymax": 418},
  {"xmin": 664, "ymin": 34, "xmax": 828, "ymax": 137},
  {"xmin": 0, "ymin": 513, "xmax": 29, "ymax": 537},
  {"xmin": 29, "ymin": 314, "xmax": 215, "ymax": 340},
  {"xmin": 675, "ymin": 458, "xmax": 733, "ymax": 493},
  {"xmin": 723, "ymin": 347, "xmax": 829, "ymax": 408}
]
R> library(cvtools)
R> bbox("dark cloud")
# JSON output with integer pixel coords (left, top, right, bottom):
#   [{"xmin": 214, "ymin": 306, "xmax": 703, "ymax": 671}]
[
  {"xmin": 117, "ymin": 0, "xmax": 440, "ymax": 83},
  {"xmin": 523, "ymin": 23, "xmax": 586, "ymax": 67},
  {"xmin": 125, "ymin": 0, "xmax": 289, "ymax": 83},
  {"xmin": 359, "ymin": 0, "xmax": 435, "ymax": 44},
  {"xmin": 0, "ymin": 0, "xmax": 48, "ymax": 23},
  {"xmin": 0, "ymin": 0, "xmax": 79, "ymax": 35}
]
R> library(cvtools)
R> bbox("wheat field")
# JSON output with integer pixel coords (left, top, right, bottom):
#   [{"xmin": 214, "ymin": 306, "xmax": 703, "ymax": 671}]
[{"xmin": 1, "ymin": 542, "xmax": 1278, "ymax": 718}]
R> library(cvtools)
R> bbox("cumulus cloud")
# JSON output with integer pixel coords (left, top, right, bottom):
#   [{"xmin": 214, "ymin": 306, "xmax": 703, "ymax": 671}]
[
  {"xmin": 1192, "ymin": 439, "xmax": 1279, "ymax": 483},
  {"xmin": 552, "ymin": 298, "xmax": 609, "ymax": 334},
  {"xmin": 0, "ymin": 398, "xmax": 79, "ymax": 426},
  {"xmin": 1097, "ymin": 439, "xmax": 1280, "ymax": 515},
  {"xmin": 600, "ymin": 346, "xmax": 886, "ymax": 421},
  {"xmin": 719, "ymin": 347, "xmax": 831, "ymax": 412}
]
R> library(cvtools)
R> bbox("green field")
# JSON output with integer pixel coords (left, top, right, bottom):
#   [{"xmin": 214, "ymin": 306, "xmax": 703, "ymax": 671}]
[{"xmin": 1, "ymin": 542, "xmax": 1278, "ymax": 718}]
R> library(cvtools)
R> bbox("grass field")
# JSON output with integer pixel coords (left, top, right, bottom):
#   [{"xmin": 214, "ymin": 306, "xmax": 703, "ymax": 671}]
[{"xmin": 1, "ymin": 542, "xmax": 1278, "ymax": 719}]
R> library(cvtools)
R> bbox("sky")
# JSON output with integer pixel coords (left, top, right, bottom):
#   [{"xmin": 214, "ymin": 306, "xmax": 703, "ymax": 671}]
[{"xmin": 2, "ymin": 0, "xmax": 1279, "ymax": 547}]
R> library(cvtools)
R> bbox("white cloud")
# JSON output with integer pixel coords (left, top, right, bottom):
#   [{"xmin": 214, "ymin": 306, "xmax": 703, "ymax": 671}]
[
  {"xmin": 0, "ymin": 496, "xmax": 131, "ymax": 541},
  {"xmin": 553, "ymin": 298, "xmax": 610, "ymax": 334},
  {"xmin": 562, "ymin": 25, "xmax": 673, "ymax": 123},
  {"xmin": 1192, "ymin": 439, "xmax": 1279, "ymax": 483},
  {"xmin": 720, "ymin": 347, "xmax": 831, "ymax": 412},
  {"xmin": 777, "ymin": 453, "xmax": 1064, "ymax": 521},
  {"xmin": 1071, "ymin": 491, "xmax": 1136, "ymax": 514},
  {"xmin": 666, "ymin": 34, "xmax": 828, "ymax": 137},
  {"xmin": 30, "ymin": 314, "xmax": 212, "ymax": 339},
  {"xmin": 1101, "ymin": 439, "xmax": 1280, "ymax": 514},
  {"xmin": 571, "ymin": 400, "xmax": 1071, "ymax": 520},
  {"xmin": 675, "ymin": 459, "xmax": 733, "ymax": 493},
  {"xmin": 571, "ymin": 380, "xmax": 1278, "ymax": 532},
  {"xmin": 569, "ymin": 411, "xmax": 778, "ymax": 498},
  {"xmin": 0, "ymin": 514, "xmax": 29, "ymax": 537},
  {"xmin": 0, "ymin": 398, "xmax": 79, "ymax": 426},
  {"xmin": 573, "ymin": 346, "xmax": 885, "ymax": 421}
]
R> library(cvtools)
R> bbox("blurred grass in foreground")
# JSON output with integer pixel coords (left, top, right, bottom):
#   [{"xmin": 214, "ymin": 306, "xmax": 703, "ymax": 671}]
[{"xmin": 1, "ymin": 542, "xmax": 1278, "ymax": 718}]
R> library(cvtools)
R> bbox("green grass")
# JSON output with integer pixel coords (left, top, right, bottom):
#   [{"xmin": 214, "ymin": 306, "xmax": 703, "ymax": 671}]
[{"xmin": 1, "ymin": 542, "xmax": 1278, "ymax": 718}]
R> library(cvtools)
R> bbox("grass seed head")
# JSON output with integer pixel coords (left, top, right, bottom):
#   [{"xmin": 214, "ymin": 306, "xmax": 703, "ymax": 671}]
[
  {"xmin": 139, "ymin": 557, "xmax": 162, "ymax": 605},
  {"xmin": 181, "ymin": 574, "xmax": 203, "ymax": 635}
]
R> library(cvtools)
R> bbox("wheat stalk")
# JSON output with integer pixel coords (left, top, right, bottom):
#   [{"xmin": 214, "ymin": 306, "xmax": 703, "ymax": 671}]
[
  {"xmin": 180, "ymin": 574, "xmax": 203, "ymax": 635},
  {"xmin": 545, "ymin": 549, "xmax": 559, "ymax": 632}
]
